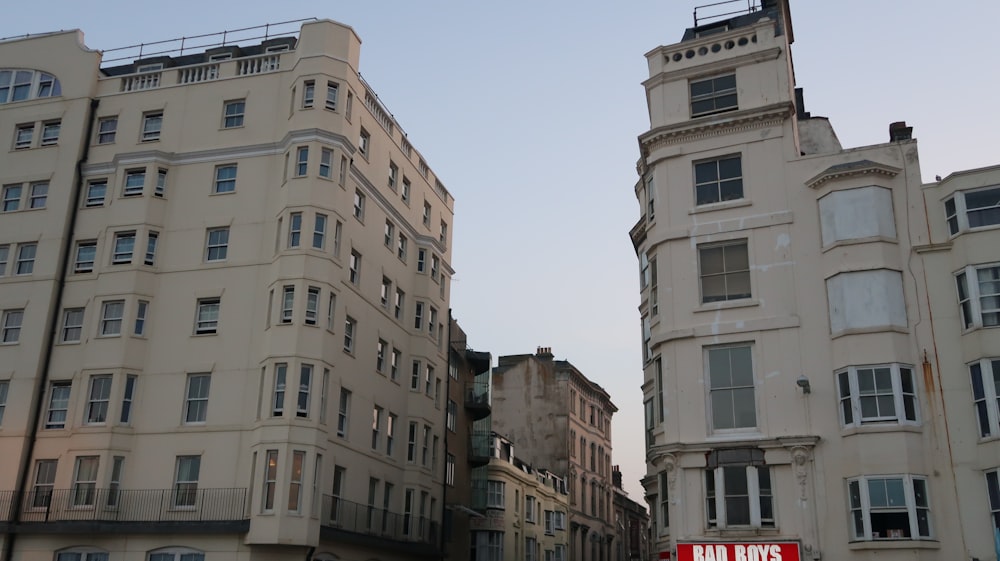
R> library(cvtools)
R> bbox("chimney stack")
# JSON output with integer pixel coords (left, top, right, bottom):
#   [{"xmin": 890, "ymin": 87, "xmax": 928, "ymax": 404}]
[
  {"xmin": 536, "ymin": 346, "xmax": 553, "ymax": 358},
  {"xmin": 889, "ymin": 121, "xmax": 913, "ymax": 142}
]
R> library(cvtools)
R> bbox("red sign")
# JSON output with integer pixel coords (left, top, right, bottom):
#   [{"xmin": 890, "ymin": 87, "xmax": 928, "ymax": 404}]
[
  {"xmin": 659, "ymin": 552, "xmax": 672, "ymax": 560},
  {"xmin": 677, "ymin": 543, "xmax": 800, "ymax": 561}
]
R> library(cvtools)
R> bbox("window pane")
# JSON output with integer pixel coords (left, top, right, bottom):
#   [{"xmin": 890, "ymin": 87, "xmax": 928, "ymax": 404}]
[
  {"xmin": 711, "ymin": 390, "xmax": 734, "ymax": 429},
  {"xmin": 885, "ymin": 478, "xmax": 906, "ymax": 506},
  {"xmin": 732, "ymin": 387, "xmax": 757, "ymax": 427},
  {"xmin": 700, "ymin": 246, "xmax": 725, "ymax": 275}
]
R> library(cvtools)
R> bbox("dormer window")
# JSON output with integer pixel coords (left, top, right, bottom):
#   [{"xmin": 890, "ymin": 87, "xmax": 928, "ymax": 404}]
[
  {"xmin": 0, "ymin": 69, "xmax": 62, "ymax": 104},
  {"xmin": 690, "ymin": 73, "xmax": 738, "ymax": 117}
]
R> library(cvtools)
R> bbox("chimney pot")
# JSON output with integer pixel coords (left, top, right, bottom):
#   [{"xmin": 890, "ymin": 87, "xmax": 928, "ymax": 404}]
[{"xmin": 889, "ymin": 121, "xmax": 913, "ymax": 142}]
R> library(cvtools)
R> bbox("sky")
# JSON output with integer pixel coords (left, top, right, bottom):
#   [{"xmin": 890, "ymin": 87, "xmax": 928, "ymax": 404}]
[{"xmin": 6, "ymin": 0, "xmax": 999, "ymax": 501}]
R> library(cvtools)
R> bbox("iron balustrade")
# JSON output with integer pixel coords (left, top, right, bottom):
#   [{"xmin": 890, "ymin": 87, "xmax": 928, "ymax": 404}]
[
  {"xmin": 0, "ymin": 488, "xmax": 247, "ymax": 524},
  {"xmin": 320, "ymin": 495, "xmax": 438, "ymax": 547}
]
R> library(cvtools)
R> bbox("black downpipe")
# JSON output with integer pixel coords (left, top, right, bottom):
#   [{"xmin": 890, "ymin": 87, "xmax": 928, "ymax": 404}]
[
  {"xmin": 2, "ymin": 98, "xmax": 100, "ymax": 561},
  {"xmin": 439, "ymin": 308, "xmax": 453, "ymax": 559}
]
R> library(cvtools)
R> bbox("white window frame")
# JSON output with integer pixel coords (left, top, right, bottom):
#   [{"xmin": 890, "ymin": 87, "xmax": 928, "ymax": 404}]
[
  {"xmin": 319, "ymin": 148, "xmax": 332, "ymax": 178},
  {"xmin": 288, "ymin": 212, "xmax": 302, "ymax": 248},
  {"xmin": 85, "ymin": 180, "xmax": 107, "ymax": 207},
  {"xmin": 205, "ymin": 227, "xmax": 229, "ymax": 261},
  {"xmin": 847, "ymin": 474, "xmax": 932, "ymax": 541},
  {"xmin": 486, "ymin": 480, "xmax": 505, "ymax": 508},
  {"xmin": 141, "ymin": 111, "xmax": 163, "ymax": 142},
  {"xmin": 986, "ymin": 469, "xmax": 1000, "ymax": 532},
  {"xmin": 313, "ymin": 214, "xmax": 327, "ymax": 249},
  {"xmin": 3, "ymin": 183, "xmax": 22, "ymax": 212},
  {"xmin": 1, "ymin": 309, "xmax": 23, "ymax": 343},
  {"xmin": 302, "ymin": 80, "xmax": 315, "ymax": 108},
  {"xmin": 705, "ymin": 464, "xmax": 774, "ymax": 529},
  {"xmin": 73, "ymin": 241, "xmax": 96, "ymax": 273},
  {"xmin": 944, "ymin": 185, "xmax": 1000, "ymax": 235},
  {"xmin": 84, "ymin": 375, "xmax": 112, "ymax": 425},
  {"xmin": 359, "ymin": 128, "xmax": 370, "ymax": 156},
  {"xmin": 195, "ymin": 298, "xmax": 220, "ymax": 334},
  {"xmin": 325, "ymin": 81, "xmax": 338, "ymax": 110},
  {"xmin": 288, "ymin": 450, "xmax": 305, "ymax": 512},
  {"xmin": 15, "ymin": 243, "xmax": 35, "ymax": 275},
  {"xmin": 154, "ymin": 168, "xmax": 166, "ymax": 197},
  {"xmin": 262, "ymin": 449, "xmax": 278, "ymax": 511},
  {"xmin": 698, "ymin": 239, "xmax": 751, "ymax": 303},
  {"xmin": 956, "ymin": 263, "xmax": 1000, "ymax": 329},
  {"xmin": 337, "ymin": 388, "xmax": 351, "ymax": 438},
  {"xmin": 184, "ymin": 373, "xmax": 211, "ymax": 424},
  {"xmin": 45, "ymin": 382, "xmax": 71, "ymax": 429},
  {"xmin": 272, "ymin": 363, "xmax": 287, "ymax": 417},
  {"xmin": 349, "ymin": 250, "xmax": 361, "ymax": 285},
  {"xmin": 40, "ymin": 120, "xmax": 60, "ymax": 146},
  {"xmin": 690, "ymin": 73, "xmax": 738, "ymax": 117},
  {"xmin": 295, "ymin": 146, "xmax": 308, "ymax": 176},
  {"xmin": 837, "ymin": 364, "xmax": 919, "ymax": 428},
  {"xmin": 222, "ymin": 99, "xmax": 245, "ymax": 128},
  {"xmin": 305, "ymin": 286, "xmax": 320, "ymax": 325},
  {"xmin": 14, "ymin": 123, "xmax": 33, "ymax": 149},
  {"xmin": 97, "ymin": 116, "xmax": 117, "ymax": 144},
  {"xmin": 297, "ymin": 364, "xmax": 312, "ymax": 418},
  {"xmin": 213, "ymin": 164, "xmax": 237, "ymax": 194},
  {"xmin": 112, "ymin": 231, "xmax": 136, "ymax": 264},
  {"xmin": 353, "ymin": 190, "xmax": 365, "ymax": 220},
  {"xmin": 970, "ymin": 358, "xmax": 1000, "ymax": 438},
  {"xmin": 173, "ymin": 455, "xmax": 201, "ymax": 508},
  {"xmin": 694, "ymin": 154, "xmax": 744, "ymax": 206},
  {"xmin": 343, "ymin": 316, "xmax": 356, "ymax": 352},
  {"xmin": 705, "ymin": 344, "xmax": 757, "ymax": 431},
  {"xmin": 29, "ymin": 181, "xmax": 47, "ymax": 208},
  {"xmin": 144, "ymin": 231, "xmax": 157, "ymax": 266},
  {"xmin": 99, "ymin": 300, "xmax": 125, "ymax": 337}
]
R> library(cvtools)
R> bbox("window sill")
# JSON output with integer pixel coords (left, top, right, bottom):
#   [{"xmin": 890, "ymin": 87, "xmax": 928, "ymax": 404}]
[
  {"xmin": 689, "ymin": 199, "xmax": 752, "ymax": 214},
  {"xmin": 694, "ymin": 298, "xmax": 759, "ymax": 313},
  {"xmin": 220, "ymin": 126, "xmax": 245, "ymax": 131},
  {"xmin": 831, "ymin": 325, "xmax": 909, "ymax": 339},
  {"xmin": 848, "ymin": 539, "xmax": 938, "ymax": 551},
  {"xmin": 841, "ymin": 424, "xmax": 922, "ymax": 437},
  {"xmin": 821, "ymin": 236, "xmax": 898, "ymax": 252},
  {"xmin": 209, "ymin": 191, "xmax": 236, "ymax": 196},
  {"xmin": 192, "ymin": 332, "xmax": 218, "ymax": 337}
]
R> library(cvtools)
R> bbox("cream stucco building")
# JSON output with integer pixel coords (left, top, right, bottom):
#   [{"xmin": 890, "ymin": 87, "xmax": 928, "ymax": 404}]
[
  {"xmin": 0, "ymin": 19, "xmax": 458, "ymax": 561},
  {"xmin": 633, "ymin": 1, "xmax": 997, "ymax": 560}
]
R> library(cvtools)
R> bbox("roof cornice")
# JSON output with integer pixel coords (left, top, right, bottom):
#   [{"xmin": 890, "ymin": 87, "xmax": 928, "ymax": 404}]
[{"xmin": 640, "ymin": 101, "xmax": 792, "ymax": 158}]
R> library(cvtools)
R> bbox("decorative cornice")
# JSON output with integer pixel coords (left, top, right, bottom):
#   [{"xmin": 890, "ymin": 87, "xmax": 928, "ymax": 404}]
[
  {"xmin": 640, "ymin": 102, "xmax": 793, "ymax": 157},
  {"xmin": 805, "ymin": 159, "xmax": 901, "ymax": 190},
  {"xmin": 642, "ymin": 46, "xmax": 782, "ymax": 90},
  {"xmin": 647, "ymin": 435, "xmax": 820, "ymax": 465}
]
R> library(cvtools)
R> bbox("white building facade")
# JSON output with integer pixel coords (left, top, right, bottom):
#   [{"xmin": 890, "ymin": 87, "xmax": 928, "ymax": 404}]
[
  {"xmin": 0, "ymin": 19, "xmax": 455, "ymax": 561},
  {"xmin": 632, "ymin": 1, "xmax": 994, "ymax": 560}
]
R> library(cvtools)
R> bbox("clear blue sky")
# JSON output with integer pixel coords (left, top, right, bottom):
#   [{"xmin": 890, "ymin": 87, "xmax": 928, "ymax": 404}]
[{"xmin": 6, "ymin": 0, "xmax": 998, "ymax": 501}]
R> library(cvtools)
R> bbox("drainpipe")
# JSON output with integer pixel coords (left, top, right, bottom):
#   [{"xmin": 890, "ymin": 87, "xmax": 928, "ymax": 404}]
[
  {"xmin": 439, "ymin": 308, "xmax": 453, "ymax": 559},
  {"xmin": 2, "ymin": 98, "xmax": 99, "ymax": 561}
]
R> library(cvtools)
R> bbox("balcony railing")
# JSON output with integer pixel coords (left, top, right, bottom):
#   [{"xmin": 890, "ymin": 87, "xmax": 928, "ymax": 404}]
[
  {"xmin": 320, "ymin": 495, "xmax": 438, "ymax": 547},
  {"xmin": 464, "ymin": 382, "xmax": 491, "ymax": 420},
  {"xmin": 0, "ymin": 488, "xmax": 247, "ymax": 524},
  {"xmin": 469, "ymin": 430, "xmax": 492, "ymax": 467}
]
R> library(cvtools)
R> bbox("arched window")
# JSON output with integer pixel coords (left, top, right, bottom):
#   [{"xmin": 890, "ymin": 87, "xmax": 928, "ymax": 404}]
[
  {"xmin": 0, "ymin": 69, "xmax": 61, "ymax": 104},
  {"xmin": 148, "ymin": 547, "xmax": 204, "ymax": 561},
  {"xmin": 55, "ymin": 548, "xmax": 108, "ymax": 561}
]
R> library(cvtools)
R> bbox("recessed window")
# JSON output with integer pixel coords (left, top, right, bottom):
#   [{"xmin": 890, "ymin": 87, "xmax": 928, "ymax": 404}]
[
  {"xmin": 85, "ymin": 375, "xmax": 112, "ymax": 424},
  {"xmin": 388, "ymin": 161, "xmax": 398, "ymax": 191},
  {"xmin": 344, "ymin": 316, "xmax": 356, "ymax": 353},
  {"xmin": 173, "ymin": 456, "xmax": 201, "ymax": 508},
  {"xmin": 694, "ymin": 155, "xmax": 743, "ymax": 205},
  {"xmin": 280, "ymin": 286, "xmax": 294, "ymax": 324},
  {"xmin": 419, "ymin": 159, "xmax": 429, "ymax": 178},
  {"xmin": 486, "ymin": 480, "xmax": 505, "ymax": 508},
  {"xmin": 319, "ymin": 148, "xmax": 332, "ymax": 178},
  {"xmin": 120, "ymin": 377, "xmax": 136, "ymax": 424},
  {"xmin": 144, "ymin": 231, "xmax": 158, "ymax": 266},
  {"xmin": 690, "ymin": 73, "xmax": 737, "ymax": 117},
  {"xmin": 353, "ymin": 190, "xmax": 365, "ymax": 220},
  {"xmin": 837, "ymin": 364, "xmax": 918, "ymax": 427},
  {"xmin": 645, "ymin": 175, "xmax": 656, "ymax": 219},
  {"xmin": 705, "ymin": 463, "xmax": 773, "ymax": 529},
  {"xmin": 154, "ymin": 169, "xmax": 167, "ymax": 197},
  {"xmin": 397, "ymin": 233, "xmax": 408, "ymax": 261},
  {"xmin": 112, "ymin": 231, "xmax": 136, "ymax": 264},
  {"xmin": 986, "ymin": 470, "xmax": 1000, "ymax": 531},
  {"xmin": 1, "ymin": 309, "xmax": 23, "ymax": 343},
  {"xmin": 0, "ymin": 69, "xmax": 61, "ymax": 104},
  {"xmin": 326, "ymin": 81, "xmax": 339, "ymax": 110},
  {"xmin": 401, "ymin": 177, "xmax": 411, "ymax": 203},
  {"xmin": 97, "ymin": 117, "xmax": 117, "ymax": 144},
  {"xmin": 707, "ymin": 344, "xmax": 756, "ymax": 430},
  {"xmin": 223, "ymin": 99, "xmax": 245, "ymax": 128},
  {"xmin": 384, "ymin": 219, "xmax": 394, "ymax": 247},
  {"xmin": 302, "ymin": 80, "xmax": 315, "ymax": 108},
  {"xmin": 141, "ymin": 112, "xmax": 163, "ymax": 142},
  {"xmin": 337, "ymin": 389, "xmax": 351, "ymax": 437},
  {"xmin": 74, "ymin": 240, "xmax": 97, "ymax": 273},
  {"xmin": 71, "ymin": 456, "xmax": 99, "ymax": 507},
  {"xmin": 85, "ymin": 180, "xmax": 107, "ymax": 207},
  {"xmin": 205, "ymin": 227, "xmax": 229, "ymax": 261},
  {"xmin": 423, "ymin": 201, "xmax": 432, "ymax": 227},
  {"xmin": 376, "ymin": 339, "xmax": 387, "ymax": 373},
  {"xmin": 390, "ymin": 348, "xmax": 401, "ymax": 381},
  {"xmin": 359, "ymin": 128, "xmax": 370, "ymax": 156},
  {"xmin": 417, "ymin": 249, "xmax": 426, "ymax": 273},
  {"xmin": 969, "ymin": 358, "xmax": 1000, "ymax": 437},
  {"xmin": 45, "ymin": 382, "xmax": 71, "ymax": 429},
  {"xmin": 195, "ymin": 298, "xmax": 220, "ymax": 334},
  {"xmin": 305, "ymin": 287, "xmax": 320, "ymax": 326},
  {"xmin": 100, "ymin": 300, "xmax": 124, "ymax": 336},
  {"xmin": 134, "ymin": 300, "xmax": 149, "ymax": 336},
  {"xmin": 440, "ymin": 220, "xmax": 448, "ymax": 244},
  {"xmin": 2, "ymin": 184, "xmax": 21, "ymax": 212},
  {"xmin": 699, "ymin": 240, "xmax": 750, "ymax": 303},
  {"xmin": 214, "ymin": 164, "xmax": 237, "ymax": 194},
  {"xmin": 957, "ymin": 264, "xmax": 1000, "ymax": 329},
  {"xmin": 40, "ymin": 120, "xmax": 60, "ymax": 146},
  {"xmin": 288, "ymin": 212, "xmax": 302, "ymax": 248},
  {"xmin": 184, "ymin": 374, "xmax": 210, "ymax": 424},
  {"xmin": 272, "ymin": 364, "xmax": 287, "ymax": 417},
  {"xmin": 313, "ymin": 214, "xmax": 327, "ymax": 249},
  {"xmin": 14, "ymin": 124, "xmax": 33, "ymax": 149},
  {"xmin": 61, "ymin": 307, "xmax": 84, "ymax": 342},
  {"xmin": 945, "ymin": 185, "xmax": 1000, "ymax": 235},
  {"xmin": 847, "ymin": 475, "xmax": 932, "ymax": 541},
  {"xmin": 394, "ymin": 288, "xmax": 405, "ymax": 320},
  {"xmin": 380, "ymin": 276, "xmax": 392, "ymax": 308},
  {"xmin": 349, "ymin": 250, "xmax": 361, "ymax": 285},
  {"xmin": 123, "ymin": 169, "xmax": 145, "ymax": 197},
  {"xmin": 414, "ymin": 301, "xmax": 425, "ymax": 331}
]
